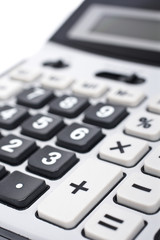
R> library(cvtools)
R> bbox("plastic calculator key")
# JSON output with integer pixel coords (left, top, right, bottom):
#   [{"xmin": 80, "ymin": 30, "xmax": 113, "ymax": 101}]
[
  {"xmin": 17, "ymin": 88, "xmax": 54, "ymax": 109},
  {"xmin": 154, "ymin": 229, "xmax": 160, "ymax": 240},
  {"xmin": 43, "ymin": 60, "xmax": 69, "ymax": 69},
  {"xmin": 107, "ymin": 88, "xmax": 145, "ymax": 107},
  {"xmin": 125, "ymin": 111, "xmax": 160, "ymax": 141},
  {"xmin": 0, "ymin": 165, "xmax": 8, "ymax": 179},
  {"xmin": 83, "ymin": 103, "xmax": 128, "ymax": 129},
  {"xmin": 0, "ymin": 135, "xmax": 37, "ymax": 165},
  {"xmin": 117, "ymin": 172, "xmax": 160, "ymax": 213},
  {"xmin": 38, "ymin": 160, "xmax": 123, "ymax": 228},
  {"xmin": 21, "ymin": 113, "xmax": 64, "ymax": 141},
  {"xmin": 41, "ymin": 73, "xmax": 73, "ymax": 90},
  {"xmin": 0, "ymin": 171, "xmax": 47, "ymax": 209},
  {"xmin": 147, "ymin": 96, "xmax": 160, "ymax": 114},
  {"xmin": 56, "ymin": 123, "xmax": 103, "ymax": 152},
  {"xmin": 84, "ymin": 203, "xmax": 144, "ymax": 240},
  {"xmin": 0, "ymin": 81, "xmax": 22, "ymax": 100},
  {"xmin": 27, "ymin": 146, "xmax": 78, "ymax": 179},
  {"xmin": 144, "ymin": 147, "xmax": 160, "ymax": 177},
  {"xmin": 99, "ymin": 134, "xmax": 149, "ymax": 167},
  {"xmin": 49, "ymin": 95, "xmax": 89, "ymax": 118},
  {"xmin": 0, "ymin": 227, "xmax": 30, "ymax": 240},
  {"xmin": 10, "ymin": 67, "xmax": 41, "ymax": 82},
  {"xmin": 72, "ymin": 81, "xmax": 108, "ymax": 98},
  {"xmin": 0, "ymin": 105, "xmax": 29, "ymax": 130}
]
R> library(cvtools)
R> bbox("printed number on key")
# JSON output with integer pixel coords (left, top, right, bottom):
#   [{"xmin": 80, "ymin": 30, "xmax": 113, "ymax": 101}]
[
  {"xmin": 70, "ymin": 128, "xmax": 89, "ymax": 140},
  {"xmin": 32, "ymin": 116, "xmax": 53, "ymax": 129},
  {"xmin": 1, "ymin": 139, "xmax": 23, "ymax": 153}
]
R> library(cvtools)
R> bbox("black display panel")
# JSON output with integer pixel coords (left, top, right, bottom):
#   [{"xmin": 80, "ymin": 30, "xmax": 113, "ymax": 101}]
[{"xmin": 50, "ymin": 0, "xmax": 160, "ymax": 66}]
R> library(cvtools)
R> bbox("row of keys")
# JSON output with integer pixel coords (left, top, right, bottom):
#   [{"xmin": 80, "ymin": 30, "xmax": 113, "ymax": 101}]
[
  {"xmin": 1, "ymin": 104, "xmax": 160, "ymax": 142},
  {"xmin": 0, "ymin": 132, "xmax": 157, "ymax": 178},
  {"xmin": 0, "ymin": 76, "xmax": 160, "ymax": 116},
  {"xmin": 10, "ymin": 67, "xmax": 145, "ymax": 106}
]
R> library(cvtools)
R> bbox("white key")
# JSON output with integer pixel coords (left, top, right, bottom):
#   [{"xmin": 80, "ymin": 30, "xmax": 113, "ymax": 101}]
[
  {"xmin": 125, "ymin": 111, "xmax": 160, "ymax": 141},
  {"xmin": 117, "ymin": 172, "xmax": 160, "ymax": 213},
  {"xmin": 0, "ymin": 81, "xmax": 22, "ymax": 100},
  {"xmin": 72, "ymin": 81, "xmax": 108, "ymax": 98},
  {"xmin": 147, "ymin": 96, "xmax": 160, "ymax": 114},
  {"xmin": 38, "ymin": 160, "xmax": 123, "ymax": 228},
  {"xmin": 84, "ymin": 204, "xmax": 144, "ymax": 240},
  {"xmin": 107, "ymin": 88, "xmax": 145, "ymax": 107},
  {"xmin": 10, "ymin": 67, "xmax": 41, "ymax": 82},
  {"xmin": 144, "ymin": 147, "xmax": 160, "ymax": 177},
  {"xmin": 99, "ymin": 134, "xmax": 149, "ymax": 167},
  {"xmin": 41, "ymin": 73, "xmax": 74, "ymax": 90}
]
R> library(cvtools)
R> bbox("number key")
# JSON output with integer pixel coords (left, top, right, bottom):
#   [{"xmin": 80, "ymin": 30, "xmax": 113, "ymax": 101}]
[
  {"xmin": 17, "ymin": 87, "xmax": 54, "ymax": 109},
  {"xmin": 84, "ymin": 103, "xmax": 128, "ymax": 128},
  {"xmin": 0, "ymin": 105, "xmax": 29, "ymax": 130},
  {"xmin": 56, "ymin": 123, "xmax": 103, "ymax": 152},
  {"xmin": 27, "ymin": 146, "xmax": 78, "ymax": 179},
  {"xmin": 21, "ymin": 114, "xmax": 64, "ymax": 140},
  {"xmin": 49, "ymin": 95, "xmax": 89, "ymax": 118},
  {"xmin": 0, "ymin": 135, "xmax": 37, "ymax": 165}
]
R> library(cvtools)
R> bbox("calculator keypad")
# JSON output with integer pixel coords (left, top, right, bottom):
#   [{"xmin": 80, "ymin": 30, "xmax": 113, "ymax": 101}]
[
  {"xmin": 27, "ymin": 146, "xmax": 78, "ymax": 179},
  {"xmin": 0, "ymin": 62, "xmax": 159, "ymax": 240}
]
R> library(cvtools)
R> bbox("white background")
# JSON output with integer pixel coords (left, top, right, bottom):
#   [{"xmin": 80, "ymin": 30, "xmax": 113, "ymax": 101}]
[{"xmin": 0, "ymin": 0, "xmax": 82, "ymax": 74}]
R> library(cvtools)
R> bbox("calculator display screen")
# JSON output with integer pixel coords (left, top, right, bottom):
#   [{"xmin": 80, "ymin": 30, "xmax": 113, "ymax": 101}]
[
  {"xmin": 68, "ymin": 4, "xmax": 160, "ymax": 52},
  {"xmin": 92, "ymin": 16, "xmax": 160, "ymax": 42}
]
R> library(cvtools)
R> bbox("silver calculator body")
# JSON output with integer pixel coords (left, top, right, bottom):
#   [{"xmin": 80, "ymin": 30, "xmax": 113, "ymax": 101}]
[{"xmin": 0, "ymin": 1, "xmax": 160, "ymax": 240}]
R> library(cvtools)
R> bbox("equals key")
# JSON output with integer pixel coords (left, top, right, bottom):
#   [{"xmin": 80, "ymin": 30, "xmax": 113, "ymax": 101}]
[{"xmin": 84, "ymin": 204, "xmax": 144, "ymax": 240}]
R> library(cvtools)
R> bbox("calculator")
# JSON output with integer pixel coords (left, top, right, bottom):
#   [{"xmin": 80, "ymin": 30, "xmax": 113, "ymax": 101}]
[{"xmin": 0, "ymin": 0, "xmax": 160, "ymax": 239}]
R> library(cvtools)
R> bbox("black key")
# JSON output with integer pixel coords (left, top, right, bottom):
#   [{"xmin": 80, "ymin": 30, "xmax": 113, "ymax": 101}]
[
  {"xmin": 84, "ymin": 103, "xmax": 128, "ymax": 128},
  {"xmin": 21, "ymin": 113, "xmax": 64, "ymax": 141},
  {"xmin": 49, "ymin": 95, "xmax": 89, "ymax": 118},
  {"xmin": 0, "ymin": 105, "xmax": 29, "ymax": 130},
  {"xmin": 0, "ymin": 135, "xmax": 37, "ymax": 165},
  {"xmin": 0, "ymin": 171, "xmax": 47, "ymax": 209},
  {"xmin": 28, "ymin": 146, "xmax": 78, "ymax": 179},
  {"xmin": 17, "ymin": 87, "xmax": 54, "ymax": 109},
  {"xmin": 43, "ymin": 60, "xmax": 69, "ymax": 69},
  {"xmin": 0, "ymin": 165, "xmax": 8, "ymax": 179},
  {"xmin": 56, "ymin": 123, "xmax": 103, "ymax": 152},
  {"xmin": 0, "ymin": 227, "xmax": 29, "ymax": 240},
  {"xmin": 154, "ymin": 229, "xmax": 160, "ymax": 240}
]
